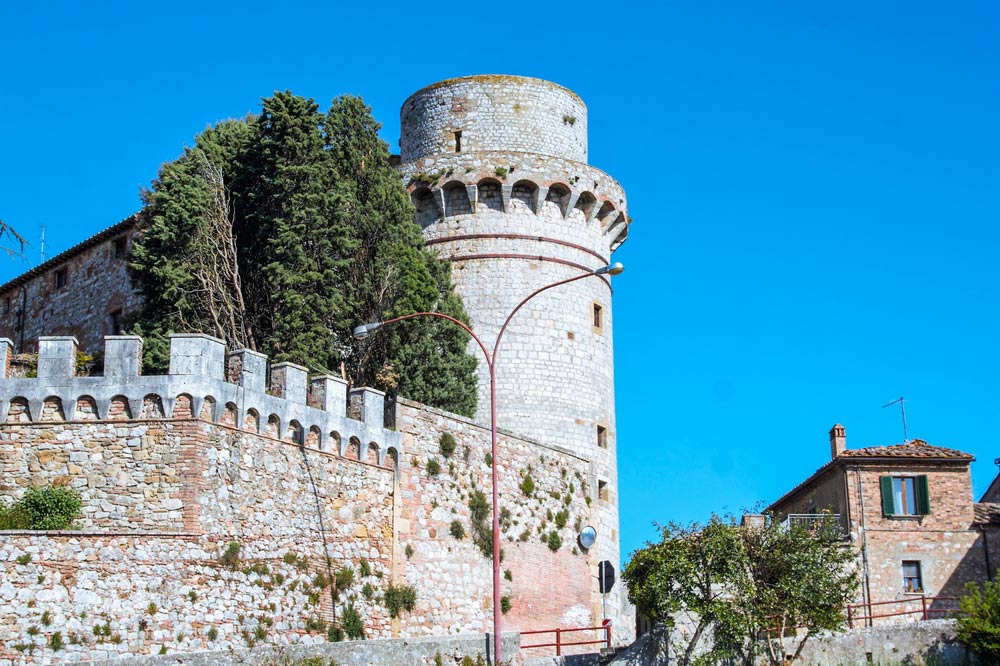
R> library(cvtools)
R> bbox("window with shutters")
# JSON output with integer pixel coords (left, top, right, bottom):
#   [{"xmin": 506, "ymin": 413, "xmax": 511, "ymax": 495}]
[{"xmin": 880, "ymin": 475, "xmax": 930, "ymax": 516}]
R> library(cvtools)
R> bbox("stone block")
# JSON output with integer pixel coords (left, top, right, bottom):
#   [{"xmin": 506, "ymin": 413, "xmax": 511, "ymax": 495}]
[
  {"xmin": 103, "ymin": 336, "xmax": 143, "ymax": 378},
  {"xmin": 270, "ymin": 362, "xmax": 308, "ymax": 404},
  {"xmin": 167, "ymin": 334, "xmax": 225, "ymax": 379},
  {"xmin": 310, "ymin": 374, "xmax": 348, "ymax": 415},
  {"xmin": 37, "ymin": 336, "xmax": 78, "ymax": 379},
  {"xmin": 350, "ymin": 387, "xmax": 386, "ymax": 427},
  {"xmin": 228, "ymin": 349, "xmax": 268, "ymax": 392},
  {"xmin": 0, "ymin": 337, "xmax": 11, "ymax": 378}
]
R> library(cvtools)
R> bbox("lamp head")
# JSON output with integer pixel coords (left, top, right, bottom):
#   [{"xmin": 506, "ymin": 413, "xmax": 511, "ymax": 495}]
[
  {"xmin": 594, "ymin": 262, "xmax": 624, "ymax": 276},
  {"xmin": 353, "ymin": 322, "xmax": 382, "ymax": 340}
]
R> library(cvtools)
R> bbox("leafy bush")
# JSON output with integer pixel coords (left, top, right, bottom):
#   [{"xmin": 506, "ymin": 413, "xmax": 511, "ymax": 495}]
[
  {"xmin": 957, "ymin": 580, "xmax": 1000, "ymax": 662},
  {"xmin": 219, "ymin": 541, "xmax": 241, "ymax": 568},
  {"xmin": 450, "ymin": 520, "xmax": 466, "ymax": 539},
  {"xmin": 334, "ymin": 567, "xmax": 354, "ymax": 591},
  {"xmin": 358, "ymin": 559, "xmax": 371, "ymax": 577},
  {"xmin": 5, "ymin": 487, "xmax": 82, "ymax": 530},
  {"xmin": 500, "ymin": 595, "xmax": 511, "ymax": 614},
  {"xmin": 340, "ymin": 603, "xmax": 364, "ymax": 639},
  {"xmin": 426, "ymin": 458, "xmax": 441, "ymax": 476},
  {"xmin": 554, "ymin": 509, "xmax": 569, "ymax": 529},
  {"xmin": 468, "ymin": 490, "xmax": 489, "ymax": 525},
  {"xmin": 384, "ymin": 584, "xmax": 417, "ymax": 618},
  {"xmin": 545, "ymin": 530, "xmax": 562, "ymax": 552},
  {"xmin": 439, "ymin": 433, "xmax": 457, "ymax": 458},
  {"xmin": 519, "ymin": 474, "xmax": 535, "ymax": 497}
]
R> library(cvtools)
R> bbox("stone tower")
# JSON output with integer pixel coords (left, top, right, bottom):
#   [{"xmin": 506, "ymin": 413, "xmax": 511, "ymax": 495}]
[{"xmin": 397, "ymin": 75, "xmax": 629, "ymax": 630}]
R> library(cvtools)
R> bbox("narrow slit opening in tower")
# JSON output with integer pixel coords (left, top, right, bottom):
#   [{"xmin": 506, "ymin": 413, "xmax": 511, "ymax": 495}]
[
  {"xmin": 454, "ymin": 130, "xmax": 462, "ymax": 153},
  {"xmin": 593, "ymin": 303, "xmax": 603, "ymax": 331},
  {"xmin": 597, "ymin": 424, "xmax": 607, "ymax": 449}
]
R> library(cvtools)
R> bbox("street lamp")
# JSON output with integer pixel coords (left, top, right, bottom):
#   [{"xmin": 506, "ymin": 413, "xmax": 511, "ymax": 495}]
[{"xmin": 353, "ymin": 261, "xmax": 624, "ymax": 664}]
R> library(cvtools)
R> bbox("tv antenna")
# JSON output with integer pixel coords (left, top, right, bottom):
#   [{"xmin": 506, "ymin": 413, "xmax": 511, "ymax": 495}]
[
  {"xmin": 882, "ymin": 396, "xmax": 908, "ymax": 442},
  {"xmin": 40, "ymin": 225, "xmax": 45, "ymax": 264}
]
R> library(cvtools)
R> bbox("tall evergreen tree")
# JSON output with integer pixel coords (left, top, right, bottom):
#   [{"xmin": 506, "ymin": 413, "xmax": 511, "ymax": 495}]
[
  {"xmin": 326, "ymin": 96, "xmax": 477, "ymax": 416},
  {"xmin": 129, "ymin": 92, "xmax": 477, "ymax": 416}
]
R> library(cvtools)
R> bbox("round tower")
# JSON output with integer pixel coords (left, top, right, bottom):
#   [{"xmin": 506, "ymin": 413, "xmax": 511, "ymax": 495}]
[{"xmin": 399, "ymin": 75, "xmax": 628, "ymax": 452}]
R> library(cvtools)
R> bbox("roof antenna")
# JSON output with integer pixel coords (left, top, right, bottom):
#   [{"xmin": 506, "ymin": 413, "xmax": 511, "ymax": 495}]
[
  {"xmin": 882, "ymin": 396, "xmax": 908, "ymax": 443},
  {"xmin": 39, "ymin": 225, "xmax": 45, "ymax": 264}
]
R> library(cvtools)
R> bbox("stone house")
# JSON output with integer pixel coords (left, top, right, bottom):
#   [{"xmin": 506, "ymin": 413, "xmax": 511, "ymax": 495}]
[{"xmin": 768, "ymin": 424, "xmax": 996, "ymax": 624}]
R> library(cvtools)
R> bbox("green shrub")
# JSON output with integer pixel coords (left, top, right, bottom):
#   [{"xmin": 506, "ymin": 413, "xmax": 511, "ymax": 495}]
[
  {"xmin": 340, "ymin": 603, "xmax": 364, "ymax": 640},
  {"xmin": 404, "ymin": 544, "xmax": 414, "ymax": 559},
  {"xmin": 426, "ymin": 458, "xmax": 441, "ymax": 476},
  {"xmin": 362, "ymin": 582, "xmax": 375, "ymax": 600},
  {"xmin": 49, "ymin": 631, "xmax": 64, "ymax": 650},
  {"xmin": 554, "ymin": 509, "xmax": 569, "ymax": 529},
  {"xmin": 384, "ymin": 584, "xmax": 417, "ymax": 618},
  {"xmin": 957, "ymin": 580, "xmax": 1000, "ymax": 662},
  {"xmin": 504, "ymin": 569, "xmax": 513, "ymax": 581},
  {"xmin": 439, "ymin": 433, "xmax": 457, "ymax": 458},
  {"xmin": 327, "ymin": 625, "xmax": 344, "ymax": 642},
  {"xmin": 468, "ymin": 491, "xmax": 489, "ymax": 525},
  {"xmin": 519, "ymin": 474, "xmax": 535, "ymax": 497},
  {"xmin": 16, "ymin": 553, "xmax": 31, "ymax": 565},
  {"xmin": 484, "ymin": 452, "xmax": 493, "ymax": 467},
  {"xmin": 0, "ymin": 501, "xmax": 31, "ymax": 529},
  {"xmin": 206, "ymin": 627, "xmax": 218, "ymax": 641},
  {"xmin": 358, "ymin": 559, "xmax": 371, "ymax": 578},
  {"xmin": 15, "ymin": 487, "xmax": 82, "ymax": 530},
  {"xmin": 545, "ymin": 530, "xmax": 562, "ymax": 552},
  {"xmin": 219, "ymin": 541, "xmax": 241, "ymax": 568},
  {"xmin": 500, "ymin": 596, "xmax": 511, "ymax": 614},
  {"xmin": 450, "ymin": 520, "xmax": 466, "ymax": 539},
  {"xmin": 334, "ymin": 567, "xmax": 354, "ymax": 591}
]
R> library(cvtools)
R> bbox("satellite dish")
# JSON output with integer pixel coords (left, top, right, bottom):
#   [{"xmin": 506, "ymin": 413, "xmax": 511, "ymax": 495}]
[{"xmin": 578, "ymin": 525, "xmax": 597, "ymax": 549}]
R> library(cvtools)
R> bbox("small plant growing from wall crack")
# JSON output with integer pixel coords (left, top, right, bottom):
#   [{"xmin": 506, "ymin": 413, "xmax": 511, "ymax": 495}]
[
  {"xmin": 500, "ymin": 596, "xmax": 512, "ymax": 614},
  {"xmin": 563, "ymin": 115, "xmax": 576, "ymax": 125},
  {"xmin": 49, "ymin": 631, "xmax": 64, "ymax": 650},
  {"xmin": 439, "ymin": 433, "xmax": 457, "ymax": 458},
  {"xmin": 519, "ymin": 472, "xmax": 535, "ymax": 497},
  {"xmin": 384, "ymin": 584, "xmax": 417, "ymax": 618},
  {"xmin": 450, "ymin": 520, "xmax": 466, "ymax": 539},
  {"xmin": 426, "ymin": 458, "xmax": 441, "ymax": 476},
  {"xmin": 16, "ymin": 553, "xmax": 31, "ymax": 565},
  {"xmin": 219, "ymin": 541, "xmax": 241, "ymax": 568},
  {"xmin": 494, "ymin": 166, "xmax": 508, "ymax": 179},
  {"xmin": 545, "ymin": 530, "xmax": 563, "ymax": 552},
  {"xmin": 340, "ymin": 603, "xmax": 364, "ymax": 639}
]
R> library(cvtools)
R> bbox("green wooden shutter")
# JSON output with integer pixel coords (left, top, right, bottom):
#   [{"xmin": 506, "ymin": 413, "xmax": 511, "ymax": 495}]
[
  {"xmin": 880, "ymin": 476, "xmax": 895, "ymax": 516},
  {"xmin": 917, "ymin": 475, "xmax": 931, "ymax": 515}
]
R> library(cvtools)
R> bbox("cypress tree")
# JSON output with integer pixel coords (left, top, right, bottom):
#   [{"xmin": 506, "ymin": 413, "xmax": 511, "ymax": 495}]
[{"xmin": 129, "ymin": 92, "xmax": 477, "ymax": 416}]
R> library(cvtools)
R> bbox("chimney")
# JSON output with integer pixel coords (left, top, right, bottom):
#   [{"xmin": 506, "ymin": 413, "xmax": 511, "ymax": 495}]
[{"xmin": 830, "ymin": 423, "xmax": 846, "ymax": 459}]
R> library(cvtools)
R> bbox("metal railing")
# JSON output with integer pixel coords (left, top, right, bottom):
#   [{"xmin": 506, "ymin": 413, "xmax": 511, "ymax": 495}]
[
  {"xmin": 520, "ymin": 624, "xmax": 612, "ymax": 656},
  {"xmin": 847, "ymin": 595, "xmax": 960, "ymax": 627}
]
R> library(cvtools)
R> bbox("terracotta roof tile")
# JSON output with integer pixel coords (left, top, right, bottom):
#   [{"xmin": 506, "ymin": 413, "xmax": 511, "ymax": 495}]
[
  {"xmin": 839, "ymin": 439, "xmax": 973, "ymax": 460},
  {"xmin": 975, "ymin": 502, "xmax": 1000, "ymax": 525}
]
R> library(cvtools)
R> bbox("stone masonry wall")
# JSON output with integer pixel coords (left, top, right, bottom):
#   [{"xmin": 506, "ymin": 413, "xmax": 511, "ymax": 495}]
[
  {"xmin": 0, "ymin": 220, "xmax": 139, "ymax": 354},
  {"xmin": 394, "ymin": 398, "xmax": 627, "ymax": 651},
  {"xmin": 846, "ymin": 464, "xmax": 986, "ymax": 618}
]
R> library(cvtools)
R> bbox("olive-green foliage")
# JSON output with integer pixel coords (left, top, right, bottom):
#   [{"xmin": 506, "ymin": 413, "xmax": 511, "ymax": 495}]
[
  {"xmin": 383, "ymin": 584, "xmax": 417, "ymax": 618},
  {"xmin": 624, "ymin": 513, "xmax": 856, "ymax": 666},
  {"xmin": 358, "ymin": 559, "xmax": 372, "ymax": 577},
  {"xmin": 334, "ymin": 567, "xmax": 354, "ymax": 591},
  {"xmin": 426, "ymin": 458, "xmax": 441, "ymax": 476},
  {"xmin": 545, "ymin": 531, "xmax": 562, "ymax": 552},
  {"xmin": 439, "ymin": 433, "xmax": 457, "ymax": 458},
  {"xmin": 219, "ymin": 541, "xmax": 241, "ymax": 568},
  {"xmin": 500, "ymin": 595, "xmax": 512, "ymax": 614},
  {"xmin": 519, "ymin": 474, "xmax": 535, "ymax": 497},
  {"xmin": 468, "ymin": 490, "xmax": 489, "ymax": 525},
  {"xmin": 956, "ymin": 579, "xmax": 1000, "ymax": 662},
  {"xmin": 484, "ymin": 452, "xmax": 493, "ymax": 467},
  {"xmin": 340, "ymin": 603, "xmax": 364, "ymax": 640},
  {"xmin": 450, "ymin": 520, "xmax": 466, "ymax": 539},
  {"xmin": 2, "ymin": 486, "xmax": 82, "ymax": 530},
  {"xmin": 554, "ymin": 509, "xmax": 569, "ymax": 530},
  {"xmin": 128, "ymin": 93, "xmax": 477, "ymax": 416},
  {"xmin": 49, "ymin": 632, "xmax": 64, "ymax": 650}
]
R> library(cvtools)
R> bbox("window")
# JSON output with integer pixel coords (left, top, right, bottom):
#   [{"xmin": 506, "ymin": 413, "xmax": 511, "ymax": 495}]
[
  {"xmin": 113, "ymin": 236, "xmax": 127, "ymax": 259},
  {"xmin": 592, "ymin": 303, "xmax": 603, "ymax": 332},
  {"xmin": 454, "ymin": 130, "xmax": 462, "ymax": 153},
  {"xmin": 597, "ymin": 424, "xmax": 608, "ymax": 448},
  {"xmin": 108, "ymin": 309, "xmax": 123, "ymax": 335},
  {"xmin": 880, "ymin": 475, "xmax": 930, "ymax": 516},
  {"xmin": 902, "ymin": 560, "xmax": 923, "ymax": 593},
  {"xmin": 598, "ymin": 479, "xmax": 609, "ymax": 501},
  {"xmin": 55, "ymin": 268, "xmax": 68, "ymax": 289}
]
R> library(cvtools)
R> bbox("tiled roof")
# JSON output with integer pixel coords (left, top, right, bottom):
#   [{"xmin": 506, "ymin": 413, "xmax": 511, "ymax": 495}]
[
  {"xmin": 839, "ymin": 439, "xmax": 974, "ymax": 461},
  {"xmin": 0, "ymin": 215, "xmax": 138, "ymax": 294},
  {"xmin": 768, "ymin": 438, "xmax": 973, "ymax": 513},
  {"xmin": 974, "ymin": 503, "xmax": 1000, "ymax": 525}
]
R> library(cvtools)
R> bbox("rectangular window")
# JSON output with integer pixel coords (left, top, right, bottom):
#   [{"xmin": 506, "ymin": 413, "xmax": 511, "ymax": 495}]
[
  {"xmin": 55, "ymin": 268, "xmax": 68, "ymax": 289},
  {"xmin": 108, "ymin": 309, "xmax": 123, "ymax": 335},
  {"xmin": 113, "ymin": 236, "xmax": 127, "ymax": 259},
  {"xmin": 598, "ymin": 479, "xmax": 609, "ymax": 502},
  {"xmin": 593, "ymin": 303, "xmax": 603, "ymax": 332},
  {"xmin": 902, "ymin": 560, "xmax": 923, "ymax": 593},
  {"xmin": 880, "ymin": 475, "xmax": 930, "ymax": 516},
  {"xmin": 597, "ymin": 424, "xmax": 608, "ymax": 448},
  {"xmin": 454, "ymin": 130, "xmax": 462, "ymax": 153}
]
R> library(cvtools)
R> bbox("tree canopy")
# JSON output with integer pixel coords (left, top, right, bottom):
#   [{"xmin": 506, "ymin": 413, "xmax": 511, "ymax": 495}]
[
  {"xmin": 129, "ymin": 92, "xmax": 477, "ymax": 416},
  {"xmin": 623, "ymin": 513, "xmax": 857, "ymax": 666}
]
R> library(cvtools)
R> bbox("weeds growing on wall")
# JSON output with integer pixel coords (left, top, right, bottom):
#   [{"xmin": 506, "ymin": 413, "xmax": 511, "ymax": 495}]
[
  {"xmin": 383, "ymin": 584, "xmax": 417, "ymax": 618},
  {"xmin": 0, "ymin": 486, "xmax": 81, "ymax": 530}
]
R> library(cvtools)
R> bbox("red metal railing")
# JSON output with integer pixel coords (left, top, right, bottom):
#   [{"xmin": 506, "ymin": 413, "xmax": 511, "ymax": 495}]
[
  {"xmin": 521, "ymin": 624, "xmax": 612, "ymax": 656},
  {"xmin": 847, "ymin": 595, "xmax": 960, "ymax": 626}
]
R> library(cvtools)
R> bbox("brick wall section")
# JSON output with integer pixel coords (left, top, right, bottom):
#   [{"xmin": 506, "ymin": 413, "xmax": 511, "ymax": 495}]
[
  {"xmin": 0, "ymin": 221, "xmax": 139, "ymax": 353},
  {"xmin": 771, "ymin": 456, "xmax": 986, "ymax": 624},
  {"xmin": 0, "ymin": 408, "xmax": 396, "ymax": 662},
  {"xmin": 394, "ymin": 399, "xmax": 621, "ymax": 649}
]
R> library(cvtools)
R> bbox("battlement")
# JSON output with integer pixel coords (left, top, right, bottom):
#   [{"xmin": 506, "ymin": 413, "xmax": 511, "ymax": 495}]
[{"xmin": 0, "ymin": 333, "xmax": 401, "ymax": 465}]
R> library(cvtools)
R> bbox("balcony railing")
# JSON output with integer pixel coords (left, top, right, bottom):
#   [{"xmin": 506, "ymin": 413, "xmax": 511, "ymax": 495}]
[{"xmin": 781, "ymin": 513, "xmax": 848, "ymax": 538}]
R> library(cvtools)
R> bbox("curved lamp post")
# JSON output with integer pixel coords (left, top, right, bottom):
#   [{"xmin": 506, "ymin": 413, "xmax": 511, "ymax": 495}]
[{"xmin": 353, "ymin": 261, "xmax": 623, "ymax": 664}]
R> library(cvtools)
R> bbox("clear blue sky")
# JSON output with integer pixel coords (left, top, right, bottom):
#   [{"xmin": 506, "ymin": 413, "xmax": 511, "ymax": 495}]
[{"xmin": 2, "ymin": 2, "xmax": 997, "ymax": 561}]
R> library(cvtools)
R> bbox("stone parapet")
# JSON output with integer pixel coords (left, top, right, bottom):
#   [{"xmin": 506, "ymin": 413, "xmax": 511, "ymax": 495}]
[{"xmin": 0, "ymin": 335, "xmax": 401, "ymax": 463}]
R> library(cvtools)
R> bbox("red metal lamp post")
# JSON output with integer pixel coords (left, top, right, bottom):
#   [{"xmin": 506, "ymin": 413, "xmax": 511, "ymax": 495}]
[{"xmin": 353, "ymin": 262, "xmax": 623, "ymax": 664}]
